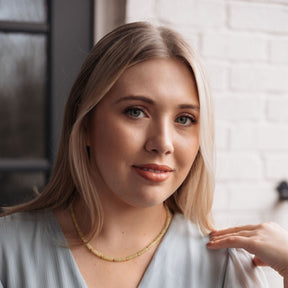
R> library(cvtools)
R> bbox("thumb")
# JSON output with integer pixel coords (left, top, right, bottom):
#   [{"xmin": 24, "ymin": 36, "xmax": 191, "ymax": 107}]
[{"xmin": 253, "ymin": 256, "xmax": 267, "ymax": 267}]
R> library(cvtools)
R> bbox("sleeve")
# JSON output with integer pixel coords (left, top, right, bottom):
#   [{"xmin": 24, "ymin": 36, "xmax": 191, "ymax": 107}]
[{"xmin": 223, "ymin": 248, "xmax": 268, "ymax": 288}]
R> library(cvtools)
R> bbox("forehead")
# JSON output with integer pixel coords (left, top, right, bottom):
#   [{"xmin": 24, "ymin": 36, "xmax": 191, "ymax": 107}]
[{"xmin": 101, "ymin": 58, "xmax": 199, "ymax": 106}]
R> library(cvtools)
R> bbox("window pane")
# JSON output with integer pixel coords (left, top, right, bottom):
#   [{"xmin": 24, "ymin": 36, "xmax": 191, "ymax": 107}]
[
  {"xmin": 0, "ymin": 171, "xmax": 45, "ymax": 207},
  {"xmin": 0, "ymin": 0, "xmax": 47, "ymax": 23},
  {"xmin": 0, "ymin": 33, "xmax": 46, "ymax": 158}
]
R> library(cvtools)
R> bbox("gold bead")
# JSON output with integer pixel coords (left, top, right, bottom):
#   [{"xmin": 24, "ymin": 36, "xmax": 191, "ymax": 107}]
[{"xmin": 69, "ymin": 202, "xmax": 172, "ymax": 263}]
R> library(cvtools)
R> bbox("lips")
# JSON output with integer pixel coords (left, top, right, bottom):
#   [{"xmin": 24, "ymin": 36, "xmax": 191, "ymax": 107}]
[{"xmin": 132, "ymin": 163, "xmax": 174, "ymax": 182}]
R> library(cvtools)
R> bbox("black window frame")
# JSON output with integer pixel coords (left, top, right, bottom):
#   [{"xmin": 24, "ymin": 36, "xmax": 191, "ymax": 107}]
[{"xmin": 0, "ymin": 0, "xmax": 94, "ymax": 203}]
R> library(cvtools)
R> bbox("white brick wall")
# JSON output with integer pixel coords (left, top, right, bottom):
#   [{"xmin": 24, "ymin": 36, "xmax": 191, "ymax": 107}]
[
  {"xmin": 126, "ymin": 0, "xmax": 288, "ymax": 286},
  {"xmin": 271, "ymin": 37, "xmax": 288, "ymax": 64},
  {"xmin": 229, "ymin": 2, "xmax": 288, "ymax": 33},
  {"xmin": 231, "ymin": 64, "xmax": 288, "ymax": 91},
  {"xmin": 202, "ymin": 32, "xmax": 268, "ymax": 61},
  {"xmin": 267, "ymin": 96, "xmax": 288, "ymax": 121}
]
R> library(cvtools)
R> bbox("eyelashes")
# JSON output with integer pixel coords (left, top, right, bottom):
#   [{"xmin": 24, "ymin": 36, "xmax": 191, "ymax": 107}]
[
  {"xmin": 175, "ymin": 115, "xmax": 197, "ymax": 126},
  {"xmin": 125, "ymin": 107, "xmax": 146, "ymax": 119},
  {"xmin": 124, "ymin": 106, "xmax": 198, "ymax": 126}
]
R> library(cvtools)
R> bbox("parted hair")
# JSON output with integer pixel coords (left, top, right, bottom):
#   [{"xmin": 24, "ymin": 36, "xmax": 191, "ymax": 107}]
[{"xmin": 4, "ymin": 22, "xmax": 215, "ymax": 235}]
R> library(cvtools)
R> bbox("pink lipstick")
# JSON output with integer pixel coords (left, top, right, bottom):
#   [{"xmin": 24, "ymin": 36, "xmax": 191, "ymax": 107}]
[{"xmin": 133, "ymin": 163, "xmax": 173, "ymax": 182}]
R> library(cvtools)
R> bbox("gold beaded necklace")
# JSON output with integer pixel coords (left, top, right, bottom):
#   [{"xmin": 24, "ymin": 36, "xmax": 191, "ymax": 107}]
[{"xmin": 69, "ymin": 202, "xmax": 172, "ymax": 262}]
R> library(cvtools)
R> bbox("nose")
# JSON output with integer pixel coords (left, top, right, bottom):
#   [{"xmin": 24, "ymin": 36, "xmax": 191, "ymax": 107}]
[{"xmin": 144, "ymin": 119, "xmax": 174, "ymax": 155}]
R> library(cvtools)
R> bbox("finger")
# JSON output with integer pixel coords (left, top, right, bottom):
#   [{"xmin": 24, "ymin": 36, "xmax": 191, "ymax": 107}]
[
  {"xmin": 207, "ymin": 236, "xmax": 253, "ymax": 252},
  {"xmin": 210, "ymin": 230, "xmax": 255, "ymax": 242},
  {"xmin": 210, "ymin": 224, "xmax": 260, "ymax": 236},
  {"xmin": 253, "ymin": 256, "xmax": 267, "ymax": 267}
]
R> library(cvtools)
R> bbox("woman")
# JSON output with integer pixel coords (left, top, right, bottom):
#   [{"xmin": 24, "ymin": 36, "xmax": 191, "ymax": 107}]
[{"xmin": 0, "ymin": 22, "xmax": 268, "ymax": 287}]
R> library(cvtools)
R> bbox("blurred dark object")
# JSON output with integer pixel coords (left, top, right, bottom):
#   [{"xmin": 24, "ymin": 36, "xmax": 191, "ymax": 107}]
[
  {"xmin": 0, "ymin": 172, "xmax": 43, "ymax": 209},
  {"xmin": 276, "ymin": 181, "xmax": 288, "ymax": 201},
  {"xmin": 0, "ymin": 0, "xmax": 94, "ymax": 210}
]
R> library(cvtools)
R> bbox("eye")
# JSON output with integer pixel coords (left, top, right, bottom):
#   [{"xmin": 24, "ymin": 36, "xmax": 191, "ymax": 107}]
[
  {"xmin": 175, "ymin": 115, "xmax": 196, "ymax": 126},
  {"xmin": 125, "ymin": 107, "xmax": 145, "ymax": 119}
]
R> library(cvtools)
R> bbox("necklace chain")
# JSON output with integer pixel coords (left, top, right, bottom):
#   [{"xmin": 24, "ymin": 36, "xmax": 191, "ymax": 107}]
[{"xmin": 69, "ymin": 202, "xmax": 172, "ymax": 262}]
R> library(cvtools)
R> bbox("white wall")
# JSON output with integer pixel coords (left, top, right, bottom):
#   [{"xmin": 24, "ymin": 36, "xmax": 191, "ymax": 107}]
[
  {"xmin": 126, "ymin": 0, "xmax": 288, "ymax": 286},
  {"xmin": 94, "ymin": 0, "xmax": 126, "ymax": 42}
]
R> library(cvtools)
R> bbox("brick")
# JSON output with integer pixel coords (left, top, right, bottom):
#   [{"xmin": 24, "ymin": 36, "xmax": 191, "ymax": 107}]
[
  {"xmin": 213, "ymin": 212, "xmax": 233, "ymax": 229},
  {"xmin": 230, "ymin": 124, "xmax": 288, "ymax": 150},
  {"xmin": 229, "ymin": 2, "xmax": 288, "ymax": 33},
  {"xmin": 126, "ymin": 0, "xmax": 156, "ymax": 22},
  {"xmin": 230, "ymin": 64, "xmax": 288, "ymax": 92},
  {"xmin": 202, "ymin": 32, "xmax": 267, "ymax": 61},
  {"xmin": 214, "ymin": 93, "xmax": 264, "ymax": 121},
  {"xmin": 270, "ymin": 37, "xmax": 288, "ymax": 64},
  {"xmin": 222, "ymin": 212, "xmax": 264, "ymax": 226},
  {"xmin": 214, "ymin": 211, "xmax": 263, "ymax": 228},
  {"xmin": 230, "ymin": 124, "xmax": 257, "ymax": 150},
  {"xmin": 267, "ymin": 97, "xmax": 288, "ymax": 121},
  {"xmin": 215, "ymin": 122, "xmax": 229, "ymax": 150},
  {"xmin": 228, "ymin": 183, "xmax": 277, "ymax": 211},
  {"xmin": 156, "ymin": 0, "xmax": 225, "ymax": 28},
  {"xmin": 257, "ymin": 124, "xmax": 288, "ymax": 150},
  {"xmin": 216, "ymin": 152, "xmax": 263, "ymax": 180},
  {"xmin": 264, "ymin": 154, "xmax": 288, "ymax": 179},
  {"xmin": 213, "ymin": 184, "xmax": 230, "ymax": 211},
  {"xmin": 205, "ymin": 62, "xmax": 228, "ymax": 91}
]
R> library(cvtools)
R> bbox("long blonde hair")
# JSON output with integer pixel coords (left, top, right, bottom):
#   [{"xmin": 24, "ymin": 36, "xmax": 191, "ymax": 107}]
[{"xmin": 4, "ymin": 22, "xmax": 215, "ymax": 235}]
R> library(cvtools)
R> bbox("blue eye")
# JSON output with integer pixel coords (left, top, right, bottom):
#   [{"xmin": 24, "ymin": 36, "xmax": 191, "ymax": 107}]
[
  {"xmin": 125, "ymin": 107, "xmax": 145, "ymax": 118},
  {"xmin": 175, "ymin": 115, "xmax": 195, "ymax": 126}
]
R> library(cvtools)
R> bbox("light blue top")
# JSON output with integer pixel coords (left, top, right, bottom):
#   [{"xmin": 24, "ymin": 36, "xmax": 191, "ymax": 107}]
[{"xmin": 0, "ymin": 211, "xmax": 268, "ymax": 288}]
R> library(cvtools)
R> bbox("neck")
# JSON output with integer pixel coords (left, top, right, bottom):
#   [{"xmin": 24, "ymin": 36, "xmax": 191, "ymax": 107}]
[
  {"xmin": 104, "ymin": 203, "xmax": 166, "ymax": 236},
  {"xmin": 73, "ymin": 196, "xmax": 169, "ymax": 250},
  {"xmin": 74, "ymin": 198, "xmax": 170, "ymax": 262}
]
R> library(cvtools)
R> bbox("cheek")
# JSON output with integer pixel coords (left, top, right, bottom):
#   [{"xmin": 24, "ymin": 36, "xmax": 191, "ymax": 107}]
[
  {"xmin": 91, "ymin": 119, "xmax": 146, "ymax": 163},
  {"xmin": 170, "ymin": 135, "xmax": 199, "ymax": 194},
  {"xmin": 176, "ymin": 133, "xmax": 200, "ymax": 171}
]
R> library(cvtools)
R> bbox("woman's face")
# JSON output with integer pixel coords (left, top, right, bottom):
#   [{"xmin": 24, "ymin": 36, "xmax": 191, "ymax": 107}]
[{"xmin": 87, "ymin": 58, "xmax": 200, "ymax": 209}]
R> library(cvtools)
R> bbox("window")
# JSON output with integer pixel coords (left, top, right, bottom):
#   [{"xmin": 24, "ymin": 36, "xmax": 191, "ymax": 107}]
[{"xmin": 0, "ymin": 0, "xmax": 94, "ymax": 207}]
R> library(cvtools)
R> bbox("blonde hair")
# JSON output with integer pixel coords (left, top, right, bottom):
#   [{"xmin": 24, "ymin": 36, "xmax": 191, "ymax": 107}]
[{"xmin": 4, "ymin": 22, "xmax": 215, "ymax": 234}]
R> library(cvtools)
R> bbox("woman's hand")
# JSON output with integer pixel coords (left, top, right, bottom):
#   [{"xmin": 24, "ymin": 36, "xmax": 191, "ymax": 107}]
[{"xmin": 207, "ymin": 222, "xmax": 288, "ymax": 279}]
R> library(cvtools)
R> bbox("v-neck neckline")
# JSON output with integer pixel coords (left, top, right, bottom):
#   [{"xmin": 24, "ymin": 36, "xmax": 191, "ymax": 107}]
[
  {"xmin": 49, "ymin": 210, "xmax": 175, "ymax": 288},
  {"xmin": 48, "ymin": 210, "xmax": 88, "ymax": 287}
]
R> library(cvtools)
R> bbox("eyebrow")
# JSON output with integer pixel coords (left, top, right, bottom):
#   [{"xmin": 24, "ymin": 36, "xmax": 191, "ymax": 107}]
[
  {"xmin": 178, "ymin": 104, "xmax": 200, "ymax": 110},
  {"xmin": 115, "ymin": 95, "xmax": 200, "ymax": 110},
  {"xmin": 116, "ymin": 95, "xmax": 154, "ymax": 105}
]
